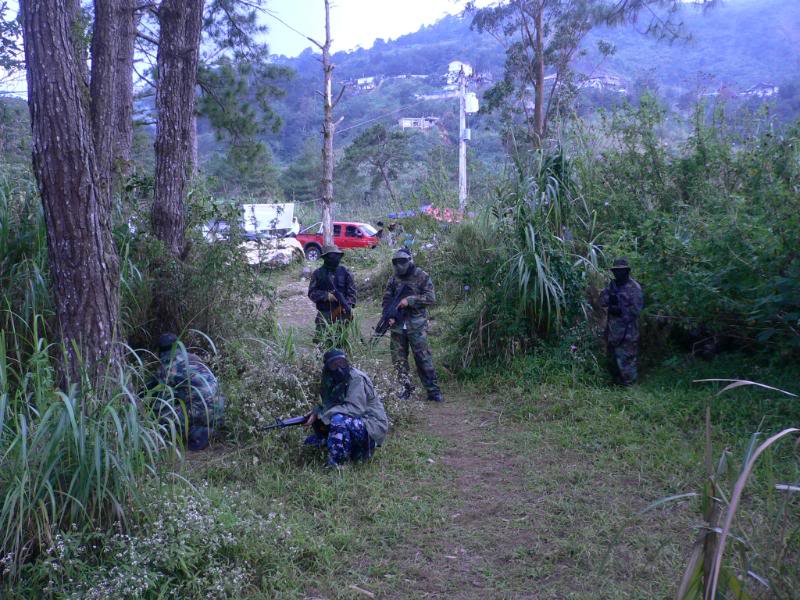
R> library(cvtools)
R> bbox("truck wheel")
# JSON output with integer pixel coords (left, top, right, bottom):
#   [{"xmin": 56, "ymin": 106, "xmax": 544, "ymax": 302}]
[{"xmin": 305, "ymin": 244, "xmax": 322, "ymax": 261}]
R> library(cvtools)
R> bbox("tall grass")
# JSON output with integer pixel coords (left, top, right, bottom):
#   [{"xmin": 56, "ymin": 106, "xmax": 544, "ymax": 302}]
[
  {"xmin": 0, "ymin": 170, "xmax": 173, "ymax": 578},
  {"xmin": 428, "ymin": 150, "xmax": 600, "ymax": 368}
]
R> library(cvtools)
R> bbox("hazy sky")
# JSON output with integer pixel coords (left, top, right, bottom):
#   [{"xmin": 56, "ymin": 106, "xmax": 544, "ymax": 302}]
[{"xmin": 262, "ymin": 0, "xmax": 479, "ymax": 56}]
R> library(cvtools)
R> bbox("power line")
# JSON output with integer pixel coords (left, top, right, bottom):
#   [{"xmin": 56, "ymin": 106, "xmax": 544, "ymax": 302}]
[{"xmin": 335, "ymin": 98, "xmax": 432, "ymax": 135}]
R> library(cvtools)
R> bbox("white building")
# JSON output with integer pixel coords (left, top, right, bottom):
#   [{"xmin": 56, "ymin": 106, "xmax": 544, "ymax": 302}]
[
  {"xmin": 398, "ymin": 116, "xmax": 440, "ymax": 130},
  {"xmin": 741, "ymin": 83, "xmax": 779, "ymax": 99}
]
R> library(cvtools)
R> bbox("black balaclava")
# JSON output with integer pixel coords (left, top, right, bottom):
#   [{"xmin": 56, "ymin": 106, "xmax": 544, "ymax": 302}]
[
  {"xmin": 323, "ymin": 253, "xmax": 342, "ymax": 270},
  {"xmin": 326, "ymin": 358, "xmax": 350, "ymax": 385},
  {"xmin": 392, "ymin": 258, "xmax": 411, "ymax": 277},
  {"xmin": 613, "ymin": 268, "xmax": 630, "ymax": 286}
]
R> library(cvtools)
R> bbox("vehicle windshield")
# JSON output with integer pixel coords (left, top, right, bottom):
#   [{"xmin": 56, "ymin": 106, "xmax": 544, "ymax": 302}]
[
  {"xmin": 360, "ymin": 224, "xmax": 378, "ymax": 236},
  {"xmin": 299, "ymin": 222, "xmax": 322, "ymax": 234}
]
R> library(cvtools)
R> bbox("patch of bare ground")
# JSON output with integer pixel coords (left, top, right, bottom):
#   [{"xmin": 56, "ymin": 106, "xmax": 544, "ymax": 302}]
[{"xmin": 359, "ymin": 393, "xmax": 692, "ymax": 600}]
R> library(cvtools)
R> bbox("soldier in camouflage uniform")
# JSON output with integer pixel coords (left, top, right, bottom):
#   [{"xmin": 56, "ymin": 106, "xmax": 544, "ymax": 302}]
[
  {"xmin": 382, "ymin": 248, "xmax": 443, "ymax": 402},
  {"xmin": 307, "ymin": 245, "xmax": 357, "ymax": 344},
  {"xmin": 304, "ymin": 349, "xmax": 389, "ymax": 467},
  {"xmin": 600, "ymin": 258, "xmax": 644, "ymax": 386},
  {"xmin": 155, "ymin": 333, "xmax": 225, "ymax": 450}
]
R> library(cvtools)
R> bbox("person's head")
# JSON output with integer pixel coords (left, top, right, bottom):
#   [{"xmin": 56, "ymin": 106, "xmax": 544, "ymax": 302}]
[
  {"xmin": 321, "ymin": 244, "xmax": 343, "ymax": 269},
  {"xmin": 392, "ymin": 248, "xmax": 414, "ymax": 277},
  {"xmin": 157, "ymin": 332, "xmax": 178, "ymax": 356},
  {"xmin": 610, "ymin": 257, "xmax": 631, "ymax": 285},
  {"xmin": 376, "ymin": 221, "xmax": 384, "ymax": 228},
  {"xmin": 323, "ymin": 348, "xmax": 350, "ymax": 383}
]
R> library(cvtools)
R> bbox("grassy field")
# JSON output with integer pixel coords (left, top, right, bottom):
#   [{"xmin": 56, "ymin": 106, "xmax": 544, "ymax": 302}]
[{"xmin": 4, "ymin": 256, "xmax": 797, "ymax": 599}]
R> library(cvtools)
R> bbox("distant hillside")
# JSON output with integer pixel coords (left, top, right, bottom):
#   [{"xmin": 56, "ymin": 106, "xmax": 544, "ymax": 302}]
[{"xmin": 263, "ymin": 0, "xmax": 799, "ymax": 162}]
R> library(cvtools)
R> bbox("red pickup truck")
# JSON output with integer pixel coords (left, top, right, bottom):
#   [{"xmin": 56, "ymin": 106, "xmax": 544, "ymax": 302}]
[{"xmin": 295, "ymin": 221, "xmax": 380, "ymax": 260}]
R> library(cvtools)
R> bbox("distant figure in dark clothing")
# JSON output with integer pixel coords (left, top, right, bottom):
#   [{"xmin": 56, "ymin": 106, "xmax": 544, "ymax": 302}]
[{"xmin": 600, "ymin": 258, "xmax": 644, "ymax": 385}]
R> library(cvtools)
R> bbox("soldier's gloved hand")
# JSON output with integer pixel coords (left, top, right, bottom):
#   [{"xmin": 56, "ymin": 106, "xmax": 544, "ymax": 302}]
[
  {"xmin": 327, "ymin": 292, "xmax": 337, "ymax": 302},
  {"xmin": 609, "ymin": 306, "xmax": 623, "ymax": 317}
]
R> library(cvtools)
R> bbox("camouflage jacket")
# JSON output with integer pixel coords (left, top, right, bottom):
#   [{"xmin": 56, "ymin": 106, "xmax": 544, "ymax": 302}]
[
  {"xmin": 381, "ymin": 266, "xmax": 435, "ymax": 332},
  {"xmin": 308, "ymin": 265, "xmax": 357, "ymax": 313},
  {"xmin": 315, "ymin": 367, "xmax": 388, "ymax": 445},
  {"xmin": 158, "ymin": 351, "xmax": 222, "ymax": 411},
  {"xmin": 600, "ymin": 278, "xmax": 644, "ymax": 346}
]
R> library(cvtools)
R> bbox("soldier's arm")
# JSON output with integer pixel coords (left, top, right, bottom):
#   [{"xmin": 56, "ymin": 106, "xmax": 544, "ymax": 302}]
[
  {"xmin": 308, "ymin": 271, "xmax": 329, "ymax": 304},
  {"xmin": 345, "ymin": 269, "xmax": 357, "ymax": 307},
  {"xmin": 629, "ymin": 286, "xmax": 644, "ymax": 318},
  {"xmin": 407, "ymin": 272, "xmax": 435, "ymax": 308},
  {"xmin": 599, "ymin": 287, "xmax": 609, "ymax": 308},
  {"xmin": 381, "ymin": 277, "xmax": 397, "ymax": 310}
]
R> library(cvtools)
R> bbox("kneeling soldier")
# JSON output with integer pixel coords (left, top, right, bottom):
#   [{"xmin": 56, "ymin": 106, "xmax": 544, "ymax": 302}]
[
  {"xmin": 154, "ymin": 332, "xmax": 225, "ymax": 450},
  {"xmin": 304, "ymin": 349, "xmax": 388, "ymax": 467}
]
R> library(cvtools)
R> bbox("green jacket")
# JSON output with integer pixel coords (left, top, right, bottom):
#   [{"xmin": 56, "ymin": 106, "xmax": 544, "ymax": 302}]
[
  {"xmin": 316, "ymin": 367, "xmax": 389, "ymax": 446},
  {"xmin": 382, "ymin": 266, "xmax": 435, "ymax": 333}
]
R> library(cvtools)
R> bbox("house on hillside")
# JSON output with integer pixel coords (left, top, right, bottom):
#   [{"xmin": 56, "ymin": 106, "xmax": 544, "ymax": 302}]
[
  {"xmin": 398, "ymin": 116, "xmax": 440, "ymax": 131},
  {"xmin": 579, "ymin": 74, "xmax": 627, "ymax": 94},
  {"xmin": 740, "ymin": 83, "xmax": 779, "ymax": 99},
  {"xmin": 345, "ymin": 76, "xmax": 378, "ymax": 92}
]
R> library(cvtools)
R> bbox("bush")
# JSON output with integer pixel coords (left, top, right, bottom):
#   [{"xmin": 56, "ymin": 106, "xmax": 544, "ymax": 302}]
[{"xmin": 427, "ymin": 151, "xmax": 599, "ymax": 368}]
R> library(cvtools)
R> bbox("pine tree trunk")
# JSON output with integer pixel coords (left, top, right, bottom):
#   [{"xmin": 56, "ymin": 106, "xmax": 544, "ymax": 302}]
[
  {"xmin": 20, "ymin": 0, "xmax": 122, "ymax": 387},
  {"xmin": 151, "ymin": 0, "xmax": 204, "ymax": 332},
  {"xmin": 112, "ymin": 0, "xmax": 139, "ymax": 181},
  {"xmin": 152, "ymin": 0, "xmax": 204, "ymax": 258},
  {"xmin": 320, "ymin": 0, "xmax": 334, "ymax": 247}
]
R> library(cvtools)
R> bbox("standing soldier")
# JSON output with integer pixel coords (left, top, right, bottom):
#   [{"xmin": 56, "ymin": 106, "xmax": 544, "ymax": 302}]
[
  {"xmin": 308, "ymin": 245, "xmax": 357, "ymax": 343},
  {"xmin": 382, "ymin": 248, "xmax": 443, "ymax": 402},
  {"xmin": 600, "ymin": 258, "xmax": 644, "ymax": 385}
]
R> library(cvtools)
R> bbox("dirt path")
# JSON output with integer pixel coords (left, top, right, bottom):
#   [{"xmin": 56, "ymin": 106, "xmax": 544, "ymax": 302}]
[
  {"xmin": 272, "ymin": 275, "xmax": 682, "ymax": 599},
  {"xmin": 375, "ymin": 397, "xmax": 554, "ymax": 599}
]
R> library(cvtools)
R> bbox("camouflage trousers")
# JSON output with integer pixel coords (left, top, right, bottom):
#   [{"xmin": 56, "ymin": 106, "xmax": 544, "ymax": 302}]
[
  {"xmin": 607, "ymin": 341, "xmax": 639, "ymax": 386},
  {"xmin": 304, "ymin": 413, "xmax": 375, "ymax": 466},
  {"xmin": 390, "ymin": 324, "xmax": 441, "ymax": 399},
  {"xmin": 159, "ymin": 395, "xmax": 225, "ymax": 451}
]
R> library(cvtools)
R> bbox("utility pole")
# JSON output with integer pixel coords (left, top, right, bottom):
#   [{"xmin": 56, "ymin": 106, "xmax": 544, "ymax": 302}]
[
  {"xmin": 458, "ymin": 67, "xmax": 468, "ymax": 213},
  {"xmin": 320, "ymin": 0, "xmax": 334, "ymax": 246}
]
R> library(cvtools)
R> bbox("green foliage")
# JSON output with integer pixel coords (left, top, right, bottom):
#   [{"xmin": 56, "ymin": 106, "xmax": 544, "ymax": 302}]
[
  {"xmin": 428, "ymin": 150, "xmax": 598, "ymax": 367},
  {"xmin": 337, "ymin": 124, "xmax": 413, "ymax": 205},
  {"xmin": 580, "ymin": 99, "xmax": 800, "ymax": 351}
]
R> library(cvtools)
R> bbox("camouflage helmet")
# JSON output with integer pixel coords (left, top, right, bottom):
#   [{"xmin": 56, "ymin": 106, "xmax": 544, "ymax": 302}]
[
  {"xmin": 610, "ymin": 257, "xmax": 631, "ymax": 271},
  {"xmin": 321, "ymin": 244, "xmax": 343, "ymax": 257},
  {"xmin": 322, "ymin": 348, "xmax": 348, "ymax": 368},
  {"xmin": 157, "ymin": 332, "xmax": 178, "ymax": 352},
  {"xmin": 392, "ymin": 248, "xmax": 413, "ymax": 263}
]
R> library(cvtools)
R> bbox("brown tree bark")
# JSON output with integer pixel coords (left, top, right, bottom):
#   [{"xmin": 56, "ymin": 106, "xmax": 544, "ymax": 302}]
[
  {"xmin": 150, "ymin": 0, "xmax": 204, "ymax": 332},
  {"xmin": 90, "ymin": 0, "xmax": 120, "ymax": 205},
  {"xmin": 20, "ymin": 0, "xmax": 122, "ymax": 387},
  {"xmin": 152, "ymin": 0, "xmax": 204, "ymax": 258},
  {"xmin": 112, "ymin": 0, "xmax": 139, "ymax": 181}
]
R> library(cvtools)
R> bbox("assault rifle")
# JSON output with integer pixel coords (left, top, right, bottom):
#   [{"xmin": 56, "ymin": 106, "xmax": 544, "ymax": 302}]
[
  {"xmin": 373, "ymin": 283, "xmax": 412, "ymax": 338},
  {"xmin": 258, "ymin": 414, "xmax": 310, "ymax": 431},
  {"xmin": 259, "ymin": 413, "xmax": 330, "ymax": 436},
  {"xmin": 327, "ymin": 274, "xmax": 352, "ymax": 322}
]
